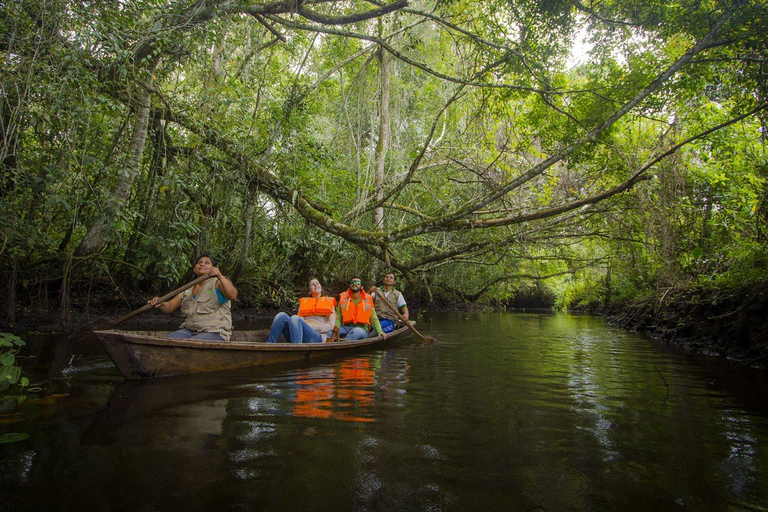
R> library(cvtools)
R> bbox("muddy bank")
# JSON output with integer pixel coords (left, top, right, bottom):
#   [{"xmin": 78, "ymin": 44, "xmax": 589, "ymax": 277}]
[{"xmin": 606, "ymin": 282, "xmax": 768, "ymax": 368}]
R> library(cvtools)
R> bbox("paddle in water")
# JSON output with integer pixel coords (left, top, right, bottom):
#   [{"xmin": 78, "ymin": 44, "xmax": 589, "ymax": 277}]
[
  {"xmin": 49, "ymin": 274, "xmax": 214, "ymax": 377},
  {"xmin": 375, "ymin": 290, "xmax": 436, "ymax": 343}
]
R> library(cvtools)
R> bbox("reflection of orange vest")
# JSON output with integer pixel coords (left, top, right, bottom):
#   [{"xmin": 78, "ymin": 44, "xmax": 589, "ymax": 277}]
[
  {"xmin": 297, "ymin": 296, "xmax": 336, "ymax": 317},
  {"xmin": 339, "ymin": 290, "xmax": 373, "ymax": 325}
]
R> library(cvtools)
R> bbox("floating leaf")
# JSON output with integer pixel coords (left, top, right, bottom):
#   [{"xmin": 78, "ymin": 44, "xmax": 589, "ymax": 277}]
[
  {"xmin": 0, "ymin": 433, "xmax": 31, "ymax": 444},
  {"xmin": 1, "ymin": 353, "xmax": 15, "ymax": 367},
  {"xmin": 0, "ymin": 366, "xmax": 20, "ymax": 385}
]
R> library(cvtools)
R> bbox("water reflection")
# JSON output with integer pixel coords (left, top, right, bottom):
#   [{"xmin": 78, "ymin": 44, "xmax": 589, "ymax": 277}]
[
  {"xmin": 2, "ymin": 313, "xmax": 768, "ymax": 510},
  {"xmin": 292, "ymin": 359, "xmax": 375, "ymax": 423}
]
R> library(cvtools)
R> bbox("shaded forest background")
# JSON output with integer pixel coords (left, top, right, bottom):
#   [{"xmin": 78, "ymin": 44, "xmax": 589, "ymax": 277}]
[{"xmin": 2, "ymin": 0, "xmax": 767, "ymax": 356}]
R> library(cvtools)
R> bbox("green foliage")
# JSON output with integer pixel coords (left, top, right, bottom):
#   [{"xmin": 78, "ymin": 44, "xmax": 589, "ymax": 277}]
[
  {"xmin": 559, "ymin": 278, "xmax": 603, "ymax": 311},
  {"xmin": 0, "ymin": 333, "xmax": 29, "ymax": 394},
  {"xmin": 1, "ymin": 0, "xmax": 767, "ymax": 318}
]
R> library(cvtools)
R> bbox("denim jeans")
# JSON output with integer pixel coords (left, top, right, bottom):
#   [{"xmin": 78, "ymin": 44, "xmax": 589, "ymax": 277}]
[
  {"xmin": 167, "ymin": 328, "xmax": 225, "ymax": 341},
  {"xmin": 338, "ymin": 325, "xmax": 369, "ymax": 340},
  {"xmin": 379, "ymin": 319, "xmax": 396, "ymax": 333},
  {"xmin": 267, "ymin": 312, "xmax": 323, "ymax": 344}
]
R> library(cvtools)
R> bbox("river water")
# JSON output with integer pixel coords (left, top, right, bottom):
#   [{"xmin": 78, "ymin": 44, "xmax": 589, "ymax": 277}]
[{"xmin": 1, "ymin": 312, "xmax": 767, "ymax": 511}]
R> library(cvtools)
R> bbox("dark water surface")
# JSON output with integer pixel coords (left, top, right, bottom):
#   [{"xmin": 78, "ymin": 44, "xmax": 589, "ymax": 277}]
[{"xmin": 2, "ymin": 312, "xmax": 768, "ymax": 511}]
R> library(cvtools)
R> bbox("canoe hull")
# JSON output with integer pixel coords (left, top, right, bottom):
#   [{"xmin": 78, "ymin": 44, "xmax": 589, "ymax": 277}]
[{"xmin": 95, "ymin": 324, "xmax": 414, "ymax": 379}]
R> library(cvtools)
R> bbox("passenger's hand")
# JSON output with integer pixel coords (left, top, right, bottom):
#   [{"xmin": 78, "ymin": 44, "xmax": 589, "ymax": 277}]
[
  {"xmin": 381, "ymin": 332, "xmax": 387, "ymax": 340},
  {"xmin": 208, "ymin": 267, "xmax": 222, "ymax": 279},
  {"xmin": 148, "ymin": 296, "xmax": 161, "ymax": 307},
  {"xmin": 369, "ymin": 286, "xmax": 377, "ymax": 294}
]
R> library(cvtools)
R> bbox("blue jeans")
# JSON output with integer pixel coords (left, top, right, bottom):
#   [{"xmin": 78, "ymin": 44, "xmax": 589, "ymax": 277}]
[
  {"xmin": 267, "ymin": 312, "xmax": 323, "ymax": 344},
  {"xmin": 167, "ymin": 328, "xmax": 225, "ymax": 341},
  {"xmin": 338, "ymin": 325, "xmax": 369, "ymax": 340},
  {"xmin": 380, "ymin": 319, "xmax": 396, "ymax": 333}
]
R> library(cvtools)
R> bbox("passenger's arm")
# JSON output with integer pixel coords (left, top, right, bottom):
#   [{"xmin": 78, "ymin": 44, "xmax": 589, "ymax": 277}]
[{"xmin": 370, "ymin": 308, "xmax": 385, "ymax": 337}]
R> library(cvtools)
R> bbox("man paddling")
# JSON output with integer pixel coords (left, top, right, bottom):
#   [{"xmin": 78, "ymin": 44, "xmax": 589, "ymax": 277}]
[
  {"xmin": 370, "ymin": 271, "xmax": 409, "ymax": 333},
  {"xmin": 330, "ymin": 277, "xmax": 386, "ymax": 341}
]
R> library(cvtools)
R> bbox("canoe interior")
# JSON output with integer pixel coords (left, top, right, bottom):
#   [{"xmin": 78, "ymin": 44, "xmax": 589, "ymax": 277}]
[{"xmin": 108, "ymin": 329, "xmax": 274, "ymax": 343}]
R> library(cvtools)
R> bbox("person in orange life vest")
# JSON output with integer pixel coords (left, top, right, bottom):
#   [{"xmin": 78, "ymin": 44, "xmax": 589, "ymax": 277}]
[
  {"xmin": 267, "ymin": 279, "xmax": 337, "ymax": 343},
  {"xmin": 330, "ymin": 277, "xmax": 385, "ymax": 341},
  {"xmin": 148, "ymin": 254, "xmax": 238, "ymax": 341},
  {"xmin": 370, "ymin": 271, "xmax": 409, "ymax": 333}
]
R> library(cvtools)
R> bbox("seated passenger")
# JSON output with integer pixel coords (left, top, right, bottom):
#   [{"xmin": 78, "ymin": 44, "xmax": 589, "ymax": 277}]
[
  {"xmin": 267, "ymin": 279, "xmax": 336, "ymax": 343},
  {"xmin": 330, "ymin": 277, "xmax": 386, "ymax": 341}
]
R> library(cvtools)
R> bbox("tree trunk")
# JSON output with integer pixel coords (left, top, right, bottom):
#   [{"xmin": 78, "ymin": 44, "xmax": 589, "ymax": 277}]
[
  {"xmin": 372, "ymin": 44, "xmax": 391, "ymax": 279},
  {"xmin": 5, "ymin": 258, "xmax": 18, "ymax": 328},
  {"xmin": 124, "ymin": 118, "xmax": 166, "ymax": 267},
  {"xmin": 231, "ymin": 191, "xmax": 256, "ymax": 284},
  {"xmin": 75, "ymin": 86, "xmax": 153, "ymax": 257}
]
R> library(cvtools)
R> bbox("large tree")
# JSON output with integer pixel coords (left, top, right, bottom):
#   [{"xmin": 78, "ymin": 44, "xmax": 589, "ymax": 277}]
[{"xmin": 2, "ymin": 0, "xmax": 767, "ymax": 315}]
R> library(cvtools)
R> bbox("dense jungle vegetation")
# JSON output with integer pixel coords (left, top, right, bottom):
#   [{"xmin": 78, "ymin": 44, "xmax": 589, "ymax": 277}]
[{"xmin": 2, "ymin": 0, "xmax": 767, "ymax": 353}]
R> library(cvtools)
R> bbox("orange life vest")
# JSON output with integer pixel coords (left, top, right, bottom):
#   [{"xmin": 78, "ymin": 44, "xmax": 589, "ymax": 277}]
[
  {"xmin": 297, "ymin": 296, "xmax": 337, "ymax": 317},
  {"xmin": 339, "ymin": 290, "xmax": 373, "ymax": 325}
]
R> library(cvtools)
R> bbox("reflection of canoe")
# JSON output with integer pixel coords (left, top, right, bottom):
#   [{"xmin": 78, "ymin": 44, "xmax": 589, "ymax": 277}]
[{"xmin": 94, "ymin": 323, "xmax": 415, "ymax": 380}]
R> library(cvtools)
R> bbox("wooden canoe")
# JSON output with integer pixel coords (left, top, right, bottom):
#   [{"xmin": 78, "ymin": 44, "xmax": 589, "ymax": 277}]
[{"xmin": 94, "ymin": 323, "xmax": 415, "ymax": 380}]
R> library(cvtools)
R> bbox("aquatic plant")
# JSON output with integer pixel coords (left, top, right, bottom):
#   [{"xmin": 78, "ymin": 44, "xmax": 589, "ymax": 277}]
[
  {"xmin": 0, "ymin": 332, "xmax": 32, "ymax": 444},
  {"xmin": 0, "ymin": 332, "xmax": 29, "ymax": 393}
]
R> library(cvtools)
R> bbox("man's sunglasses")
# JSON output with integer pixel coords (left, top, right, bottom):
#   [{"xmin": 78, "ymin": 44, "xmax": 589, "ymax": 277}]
[{"xmin": 350, "ymin": 279, "xmax": 362, "ymax": 285}]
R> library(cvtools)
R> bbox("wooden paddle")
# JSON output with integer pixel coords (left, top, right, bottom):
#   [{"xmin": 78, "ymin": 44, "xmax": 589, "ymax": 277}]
[
  {"xmin": 108, "ymin": 273, "xmax": 213, "ymax": 327},
  {"xmin": 374, "ymin": 289, "xmax": 436, "ymax": 343},
  {"xmin": 50, "ymin": 274, "xmax": 215, "ymax": 378}
]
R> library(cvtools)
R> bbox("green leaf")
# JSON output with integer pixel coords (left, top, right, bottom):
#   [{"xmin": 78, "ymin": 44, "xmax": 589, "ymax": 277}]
[
  {"xmin": 0, "ymin": 433, "xmax": 31, "ymax": 444},
  {"xmin": 692, "ymin": 248, "xmax": 703, "ymax": 258},
  {"xmin": 0, "ymin": 352, "xmax": 15, "ymax": 367},
  {"xmin": 0, "ymin": 333, "xmax": 24, "ymax": 346},
  {"xmin": 7, "ymin": 366, "xmax": 21, "ymax": 384}
]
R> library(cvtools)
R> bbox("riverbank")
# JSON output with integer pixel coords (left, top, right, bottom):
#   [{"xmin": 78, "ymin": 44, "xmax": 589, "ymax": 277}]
[{"xmin": 605, "ymin": 282, "xmax": 768, "ymax": 368}]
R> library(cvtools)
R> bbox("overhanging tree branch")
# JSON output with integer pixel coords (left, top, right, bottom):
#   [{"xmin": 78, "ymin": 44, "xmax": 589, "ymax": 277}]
[{"xmin": 384, "ymin": 0, "xmax": 748, "ymax": 243}]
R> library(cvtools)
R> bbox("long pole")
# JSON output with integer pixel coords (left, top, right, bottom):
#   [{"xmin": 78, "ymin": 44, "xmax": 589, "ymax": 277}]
[
  {"xmin": 376, "ymin": 291, "xmax": 436, "ymax": 343},
  {"xmin": 108, "ymin": 274, "xmax": 213, "ymax": 327}
]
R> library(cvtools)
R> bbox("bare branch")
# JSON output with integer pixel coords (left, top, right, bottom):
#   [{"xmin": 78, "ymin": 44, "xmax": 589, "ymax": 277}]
[{"xmin": 297, "ymin": 0, "xmax": 408, "ymax": 25}]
